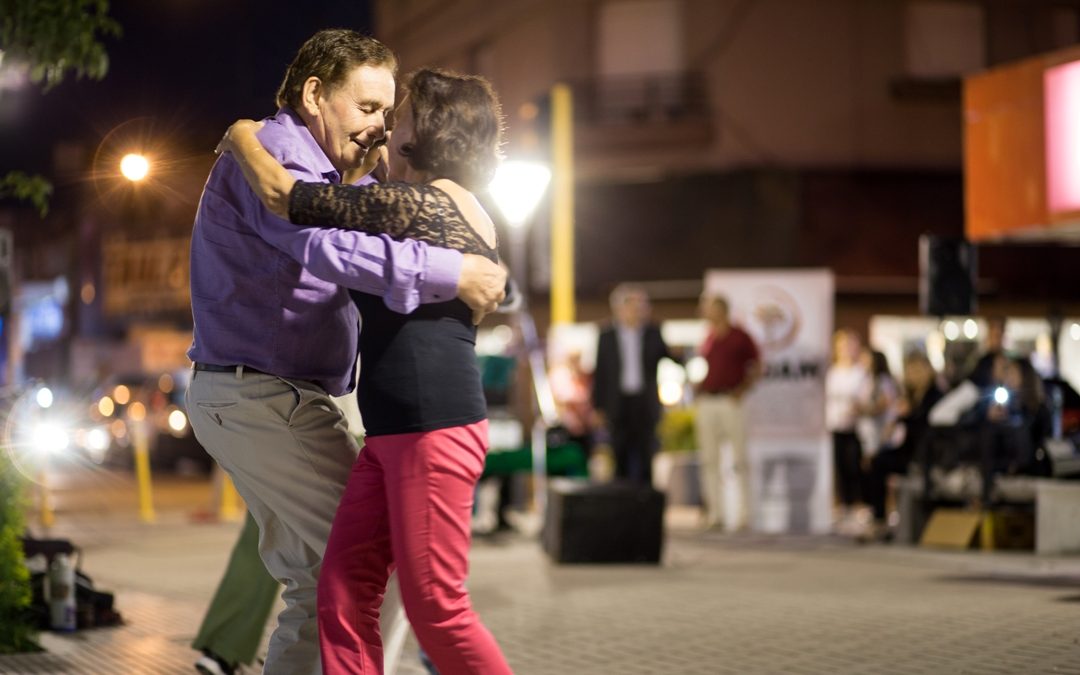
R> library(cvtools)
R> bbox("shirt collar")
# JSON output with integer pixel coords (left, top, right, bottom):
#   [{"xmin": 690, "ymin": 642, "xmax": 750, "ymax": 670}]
[{"xmin": 273, "ymin": 107, "xmax": 340, "ymax": 182}]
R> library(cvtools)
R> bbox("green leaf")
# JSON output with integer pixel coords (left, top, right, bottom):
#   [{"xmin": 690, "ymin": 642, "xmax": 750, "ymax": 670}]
[
  {"xmin": 0, "ymin": 0, "xmax": 121, "ymax": 92},
  {"xmin": 0, "ymin": 172, "xmax": 53, "ymax": 217},
  {"xmin": 0, "ymin": 446, "xmax": 38, "ymax": 652}
]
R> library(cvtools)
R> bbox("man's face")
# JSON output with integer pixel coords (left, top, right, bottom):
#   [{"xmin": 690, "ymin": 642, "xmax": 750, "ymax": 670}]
[
  {"xmin": 309, "ymin": 64, "xmax": 396, "ymax": 174},
  {"xmin": 615, "ymin": 293, "xmax": 648, "ymax": 327},
  {"xmin": 700, "ymin": 297, "xmax": 729, "ymax": 326}
]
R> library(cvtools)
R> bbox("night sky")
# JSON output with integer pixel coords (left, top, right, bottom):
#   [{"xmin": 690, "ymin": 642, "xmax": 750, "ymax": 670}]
[{"xmin": 0, "ymin": 0, "xmax": 374, "ymax": 174}]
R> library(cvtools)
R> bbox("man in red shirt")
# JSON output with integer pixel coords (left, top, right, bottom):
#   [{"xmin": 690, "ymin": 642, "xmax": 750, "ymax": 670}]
[{"xmin": 695, "ymin": 294, "xmax": 761, "ymax": 531}]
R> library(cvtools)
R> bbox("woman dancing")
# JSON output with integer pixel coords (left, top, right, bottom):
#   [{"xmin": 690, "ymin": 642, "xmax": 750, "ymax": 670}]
[{"xmin": 220, "ymin": 67, "xmax": 512, "ymax": 675}]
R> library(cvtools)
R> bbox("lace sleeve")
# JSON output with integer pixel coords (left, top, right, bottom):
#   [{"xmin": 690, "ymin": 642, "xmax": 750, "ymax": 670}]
[{"xmin": 289, "ymin": 181, "xmax": 497, "ymax": 260}]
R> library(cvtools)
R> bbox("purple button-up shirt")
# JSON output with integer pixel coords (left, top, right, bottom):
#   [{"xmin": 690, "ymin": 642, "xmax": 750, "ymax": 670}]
[{"xmin": 188, "ymin": 108, "xmax": 462, "ymax": 396}]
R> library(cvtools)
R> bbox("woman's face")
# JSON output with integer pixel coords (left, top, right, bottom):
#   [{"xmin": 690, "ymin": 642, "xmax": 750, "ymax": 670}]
[
  {"xmin": 1004, "ymin": 361, "xmax": 1023, "ymax": 391},
  {"xmin": 905, "ymin": 359, "xmax": 933, "ymax": 390},
  {"xmin": 858, "ymin": 348, "xmax": 873, "ymax": 371},
  {"xmin": 386, "ymin": 97, "xmax": 421, "ymax": 183}
]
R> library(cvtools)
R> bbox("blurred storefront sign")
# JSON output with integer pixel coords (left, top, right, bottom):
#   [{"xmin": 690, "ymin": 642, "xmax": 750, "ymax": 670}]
[
  {"xmin": 1045, "ymin": 59, "xmax": 1080, "ymax": 219},
  {"xmin": 102, "ymin": 237, "xmax": 190, "ymax": 316},
  {"xmin": 704, "ymin": 269, "xmax": 834, "ymax": 535},
  {"xmin": 71, "ymin": 327, "xmax": 192, "ymax": 382},
  {"xmin": 130, "ymin": 326, "xmax": 192, "ymax": 373},
  {"xmin": 964, "ymin": 45, "xmax": 1080, "ymax": 241}
]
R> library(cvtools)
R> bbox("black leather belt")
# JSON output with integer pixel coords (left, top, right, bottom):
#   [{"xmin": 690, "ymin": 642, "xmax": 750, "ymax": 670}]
[{"xmin": 193, "ymin": 363, "xmax": 269, "ymax": 376}]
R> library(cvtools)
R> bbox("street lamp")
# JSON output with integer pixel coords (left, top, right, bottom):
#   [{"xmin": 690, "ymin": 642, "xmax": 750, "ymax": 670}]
[
  {"xmin": 119, "ymin": 153, "xmax": 150, "ymax": 182},
  {"xmin": 489, "ymin": 160, "xmax": 551, "ymax": 291},
  {"xmin": 489, "ymin": 160, "xmax": 551, "ymax": 228},
  {"xmin": 488, "ymin": 159, "xmax": 556, "ymax": 516}
]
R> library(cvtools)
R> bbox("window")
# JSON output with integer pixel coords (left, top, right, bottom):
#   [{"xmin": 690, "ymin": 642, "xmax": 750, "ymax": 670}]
[
  {"xmin": 597, "ymin": 0, "xmax": 684, "ymax": 77},
  {"xmin": 593, "ymin": 1, "xmax": 690, "ymax": 123}
]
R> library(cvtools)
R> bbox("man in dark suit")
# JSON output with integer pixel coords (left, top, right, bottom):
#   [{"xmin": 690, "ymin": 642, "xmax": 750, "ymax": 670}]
[{"xmin": 592, "ymin": 284, "xmax": 678, "ymax": 487}]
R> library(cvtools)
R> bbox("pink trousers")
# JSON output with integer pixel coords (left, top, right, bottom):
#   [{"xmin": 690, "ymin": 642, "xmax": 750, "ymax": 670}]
[{"xmin": 317, "ymin": 420, "xmax": 512, "ymax": 675}]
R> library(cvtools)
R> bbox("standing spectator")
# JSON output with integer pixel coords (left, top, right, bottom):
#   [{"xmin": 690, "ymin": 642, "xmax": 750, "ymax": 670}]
[
  {"xmin": 693, "ymin": 294, "xmax": 761, "ymax": 531},
  {"xmin": 592, "ymin": 284, "xmax": 679, "ymax": 487},
  {"xmin": 855, "ymin": 349, "xmax": 900, "ymax": 464},
  {"xmin": 826, "ymin": 329, "xmax": 867, "ymax": 531},
  {"xmin": 861, "ymin": 352, "xmax": 943, "ymax": 541}
]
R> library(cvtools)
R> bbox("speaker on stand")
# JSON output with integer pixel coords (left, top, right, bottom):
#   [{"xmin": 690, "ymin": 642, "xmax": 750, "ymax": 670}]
[{"xmin": 919, "ymin": 235, "xmax": 977, "ymax": 316}]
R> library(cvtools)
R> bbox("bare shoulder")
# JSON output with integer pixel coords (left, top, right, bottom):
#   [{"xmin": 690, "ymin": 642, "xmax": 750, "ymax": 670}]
[{"xmin": 430, "ymin": 178, "xmax": 497, "ymax": 248}]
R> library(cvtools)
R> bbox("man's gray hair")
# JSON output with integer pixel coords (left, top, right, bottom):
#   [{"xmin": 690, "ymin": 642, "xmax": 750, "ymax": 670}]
[{"xmin": 609, "ymin": 283, "xmax": 649, "ymax": 311}]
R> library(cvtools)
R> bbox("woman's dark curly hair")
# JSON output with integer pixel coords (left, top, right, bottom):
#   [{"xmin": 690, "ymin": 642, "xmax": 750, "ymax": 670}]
[{"xmin": 403, "ymin": 68, "xmax": 503, "ymax": 191}]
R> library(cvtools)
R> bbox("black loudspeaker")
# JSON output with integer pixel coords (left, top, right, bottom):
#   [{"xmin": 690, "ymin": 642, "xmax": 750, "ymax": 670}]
[
  {"xmin": 543, "ymin": 479, "xmax": 665, "ymax": 564},
  {"xmin": 919, "ymin": 235, "xmax": 977, "ymax": 316}
]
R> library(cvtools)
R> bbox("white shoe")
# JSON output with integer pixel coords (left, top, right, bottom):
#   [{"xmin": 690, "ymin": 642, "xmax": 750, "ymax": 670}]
[{"xmin": 194, "ymin": 653, "xmax": 235, "ymax": 675}]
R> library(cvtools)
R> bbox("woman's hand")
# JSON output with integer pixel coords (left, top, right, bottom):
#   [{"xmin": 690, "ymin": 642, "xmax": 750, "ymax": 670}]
[
  {"xmin": 361, "ymin": 137, "xmax": 390, "ymax": 179},
  {"xmin": 215, "ymin": 119, "xmax": 264, "ymax": 155},
  {"xmin": 214, "ymin": 119, "xmax": 293, "ymax": 219},
  {"xmin": 343, "ymin": 140, "xmax": 390, "ymax": 185}
]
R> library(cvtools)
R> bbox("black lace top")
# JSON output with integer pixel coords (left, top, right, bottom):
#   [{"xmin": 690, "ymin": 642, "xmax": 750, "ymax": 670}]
[
  {"xmin": 288, "ymin": 180, "xmax": 497, "ymax": 436},
  {"xmin": 289, "ymin": 181, "xmax": 498, "ymax": 263}
]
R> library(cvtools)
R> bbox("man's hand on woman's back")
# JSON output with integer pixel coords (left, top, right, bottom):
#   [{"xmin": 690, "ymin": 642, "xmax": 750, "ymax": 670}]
[{"xmin": 458, "ymin": 254, "xmax": 507, "ymax": 324}]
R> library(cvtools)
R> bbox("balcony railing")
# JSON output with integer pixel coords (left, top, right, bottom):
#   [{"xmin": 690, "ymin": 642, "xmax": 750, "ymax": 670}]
[{"xmin": 567, "ymin": 71, "xmax": 710, "ymax": 126}]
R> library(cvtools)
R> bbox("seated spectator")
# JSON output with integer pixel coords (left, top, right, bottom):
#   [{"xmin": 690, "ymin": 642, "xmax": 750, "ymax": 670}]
[
  {"xmin": 861, "ymin": 352, "xmax": 943, "ymax": 541},
  {"xmin": 925, "ymin": 352, "xmax": 1051, "ymax": 507},
  {"xmin": 965, "ymin": 316, "xmax": 1007, "ymax": 389},
  {"xmin": 928, "ymin": 352, "xmax": 1007, "ymax": 427},
  {"xmin": 982, "ymin": 356, "xmax": 1053, "ymax": 480}
]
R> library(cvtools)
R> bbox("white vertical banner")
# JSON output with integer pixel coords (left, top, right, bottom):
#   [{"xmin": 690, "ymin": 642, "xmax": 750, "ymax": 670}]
[{"xmin": 704, "ymin": 269, "xmax": 834, "ymax": 534}]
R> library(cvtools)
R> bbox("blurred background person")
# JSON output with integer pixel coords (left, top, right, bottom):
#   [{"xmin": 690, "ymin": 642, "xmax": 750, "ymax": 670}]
[
  {"xmin": 693, "ymin": 294, "xmax": 760, "ymax": 531},
  {"xmin": 549, "ymin": 349, "xmax": 595, "ymax": 462},
  {"xmin": 592, "ymin": 284, "xmax": 679, "ymax": 487},
  {"xmin": 861, "ymin": 351, "xmax": 943, "ymax": 542},
  {"xmin": 855, "ymin": 349, "xmax": 900, "ymax": 472},
  {"xmin": 826, "ymin": 329, "xmax": 867, "ymax": 533},
  {"xmin": 929, "ymin": 352, "xmax": 1008, "ymax": 428},
  {"xmin": 965, "ymin": 316, "xmax": 1007, "ymax": 389},
  {"xmin": 984, "ymin": 356, "xmax": 1053, "ymax": 479}
]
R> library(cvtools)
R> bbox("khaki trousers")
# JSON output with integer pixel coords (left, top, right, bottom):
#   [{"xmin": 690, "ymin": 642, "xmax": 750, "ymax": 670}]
[
  {"xmin": 695, "ymin": 394, "xmax": 751, "ymax": 529},
  {"xmin": 187, "ymin": 369, "xmax": 402, "ymax": 675}
]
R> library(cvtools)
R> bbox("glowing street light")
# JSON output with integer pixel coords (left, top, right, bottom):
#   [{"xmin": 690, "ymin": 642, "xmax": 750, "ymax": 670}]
[
  {"xmin": 85, "ymin": 428, "xmax": 110, "ymax": 453},
  {"xmin": 963, "ymin": 319, "xmax": 979, "ymax": 340},
  {"xmin": 32, "ymin": 423, "xmax": 70, "ymax": 455},
  {"xmin": 120, "ymin": 153, "xmax": 150, "ymax": 182},
  {"xmin": 488, "ymin": 160, "xmax": 552, "ymax": 295},
  {"xmin": 35, "ymin": 387, "xmax": 54, "ymax": 409},
  {"xmin": 489, "ymin": 161, "xmax": 551, "ymax": 228},
  {"xmin": 113, "ymin": 385, "xmax": 131, "ymax": 405},
  {"xmin": 168, "ymin": 409, "xmax": 188, "ymax": 433},
  {"xmin": 127, "ymin": 401, "xmax": 147, "ymax": 422}
]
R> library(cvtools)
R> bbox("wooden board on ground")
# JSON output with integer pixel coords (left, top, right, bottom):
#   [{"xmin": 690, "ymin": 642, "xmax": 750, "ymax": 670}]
[{"xmin": 919, "ymin": 509, "xmax": 982, "ymax": 550}]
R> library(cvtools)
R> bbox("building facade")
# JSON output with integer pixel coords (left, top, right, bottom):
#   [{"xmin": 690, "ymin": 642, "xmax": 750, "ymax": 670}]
[{"xmin": 375, "ymin": 0, "xmax": 1080, "ymax": 327}]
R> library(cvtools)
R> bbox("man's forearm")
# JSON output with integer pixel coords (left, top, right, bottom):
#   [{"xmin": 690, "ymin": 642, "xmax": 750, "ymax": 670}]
[{"xmin": 261, "ymin": 216, "xmax": 462, "ymax": 313}]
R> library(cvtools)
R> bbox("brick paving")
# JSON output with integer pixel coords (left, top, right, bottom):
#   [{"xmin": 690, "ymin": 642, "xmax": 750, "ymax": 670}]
[{"xmin": 3, "ymin": 471, "xmax": 1080, "ymax": 674}]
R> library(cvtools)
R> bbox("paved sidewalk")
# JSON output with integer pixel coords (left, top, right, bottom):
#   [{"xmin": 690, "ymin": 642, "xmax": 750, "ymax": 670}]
[{"xmin": 3, "ymin": 472, "xmax": 1080, "ymax": 674}]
